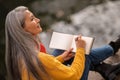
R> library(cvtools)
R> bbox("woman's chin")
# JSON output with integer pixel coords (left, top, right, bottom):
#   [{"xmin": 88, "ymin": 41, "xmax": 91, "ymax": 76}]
[{"xmin": 39, "ymin": 28, "xmax": 42, "ymax": 33}]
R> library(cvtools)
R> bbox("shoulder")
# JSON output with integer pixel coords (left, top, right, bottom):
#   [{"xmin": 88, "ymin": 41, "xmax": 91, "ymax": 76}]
[
  {"xmin": 38, "ymin": 52, "xmax": 56, "ymax": 64},
  {"xmin": 38, "ymin": 52, "xmax": 54, "ymax": 59}
]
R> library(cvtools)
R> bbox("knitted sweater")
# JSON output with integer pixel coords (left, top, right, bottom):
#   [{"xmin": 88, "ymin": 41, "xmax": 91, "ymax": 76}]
[{"xmin": 22, "ymin": 44, "xmax": 85, "ymax": 80}]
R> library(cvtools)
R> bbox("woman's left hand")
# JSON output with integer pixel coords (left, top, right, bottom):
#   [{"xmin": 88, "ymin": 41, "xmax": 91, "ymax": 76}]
[{"xmin": 60, "ymin": 48, "xmax": 74, "ymax": 61}]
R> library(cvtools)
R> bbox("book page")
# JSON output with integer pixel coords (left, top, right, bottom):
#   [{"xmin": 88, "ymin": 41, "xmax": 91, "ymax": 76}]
[
  {"xmin": 49, "ymin": 32, "xmax": 74, "ymax": 50},
  {"xmin": 71, "ymin": 35, "xmax": 94, "ymax": 55},
  {"xmin": 71, "ymin": 36, "xmax": 76, "ymax": 52}
]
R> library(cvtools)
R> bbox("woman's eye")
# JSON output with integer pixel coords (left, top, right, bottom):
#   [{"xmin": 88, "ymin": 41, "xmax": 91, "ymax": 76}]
[{"xmin": 31, "ymin": 18, "xmax": 34, "ymax": 21}]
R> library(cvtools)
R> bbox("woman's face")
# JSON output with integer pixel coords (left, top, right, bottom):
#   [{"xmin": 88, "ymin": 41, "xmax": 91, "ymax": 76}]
[{"xmin": 23, "ymin": 10, "xmax": 42, "ymax": 35}]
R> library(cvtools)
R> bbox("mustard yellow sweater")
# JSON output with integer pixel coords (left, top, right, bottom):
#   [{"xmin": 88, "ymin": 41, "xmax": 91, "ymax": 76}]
[{"xmin": 22, "ymin": 48, "xmax": 85, "ymax": 80}]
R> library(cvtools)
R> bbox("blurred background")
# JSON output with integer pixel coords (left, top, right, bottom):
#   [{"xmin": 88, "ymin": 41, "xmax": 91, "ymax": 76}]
[{"xmin": 0, "ymin": 0, "xmax": 120, "ymax": 80}]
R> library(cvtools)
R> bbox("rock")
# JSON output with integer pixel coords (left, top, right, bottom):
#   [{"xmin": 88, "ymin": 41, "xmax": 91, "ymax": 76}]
[{"xmin": 40, "ymin": 1, "xmax": 120, "ymax": 80}]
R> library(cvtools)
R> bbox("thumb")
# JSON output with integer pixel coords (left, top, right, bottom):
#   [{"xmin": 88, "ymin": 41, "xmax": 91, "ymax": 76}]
[{"xmin": 67, "ymin": 48, "xmax": 73, "ymax": 53}]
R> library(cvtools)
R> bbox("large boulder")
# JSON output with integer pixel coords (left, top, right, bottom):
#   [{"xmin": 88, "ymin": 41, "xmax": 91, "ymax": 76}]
[{"xmin": 41, "ymin": 1, "xmax": 120, "ymax": 80}]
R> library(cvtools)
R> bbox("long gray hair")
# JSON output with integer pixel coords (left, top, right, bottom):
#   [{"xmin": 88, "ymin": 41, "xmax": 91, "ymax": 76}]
[{"xmin": 5, "ymin": 6, "xmax": 50, "ymax": 80}]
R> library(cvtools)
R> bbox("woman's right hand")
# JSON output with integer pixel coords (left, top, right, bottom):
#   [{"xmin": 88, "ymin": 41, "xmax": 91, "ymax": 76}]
[{"xmin": 75, "ymin": 35, "xmax": 86, "ymax": 49}]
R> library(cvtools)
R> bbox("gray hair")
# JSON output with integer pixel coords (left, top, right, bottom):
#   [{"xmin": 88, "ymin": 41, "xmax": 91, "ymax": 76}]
[{"xmin": 5, "ymin": 6, "xmax": 50, "ymax": 80}]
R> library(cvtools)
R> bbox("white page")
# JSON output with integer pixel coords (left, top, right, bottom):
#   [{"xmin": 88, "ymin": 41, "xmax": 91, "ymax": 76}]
[
  {"xmin": 49, "ymin": 32, "xmax": 74, "ymax": 50},
  {"xmin": 71, "ymin": 35, "xmax": 94, "ymax": 54},
  {"xmin": 71, "ymin": 36, "xmax": 77, "ymax": 52}
]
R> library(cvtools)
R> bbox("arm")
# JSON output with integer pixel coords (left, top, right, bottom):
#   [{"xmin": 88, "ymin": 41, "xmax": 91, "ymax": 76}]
[
  {"xmin": 38, "ymin": 48, "xmax": 85, "ymax": 80},
  {"xmin": 55, "ymin": 55, "xmax": 64, "ymax": 63},
  {"xmin": 55, "ymin": 48, "xmax": 74, "ymax": 63}
]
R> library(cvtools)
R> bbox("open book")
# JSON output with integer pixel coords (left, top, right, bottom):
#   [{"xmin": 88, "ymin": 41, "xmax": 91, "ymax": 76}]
[{"xmin": 49, "ymin": 32, "xmax": 95, "ymax": 55}]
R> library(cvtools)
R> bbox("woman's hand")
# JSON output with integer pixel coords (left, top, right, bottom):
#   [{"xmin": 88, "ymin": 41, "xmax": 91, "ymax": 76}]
[
  {"xmin": 60, "ymin": 48, "xmax": 74, "ymax": 61},
  {"xmin": 75, "ymin": 35, "xmax": 86, "ymax": 49},
  {"xmin": 60, "ymin": 35, "xmax": 86, "ymax": 61}
]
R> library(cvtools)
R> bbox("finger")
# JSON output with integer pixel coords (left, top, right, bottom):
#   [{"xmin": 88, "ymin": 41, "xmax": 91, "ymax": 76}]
[
  {"xmin": 67, "ymin": 48, "xmax": 73, "ymax": 53},
  {"xmin": 69, "ymin": 48, "xmax": 73, "ymax": 51},
  {"xmin": 68, "ymin": 53, "xmax": 74, "ymax": 58},
  {"xmin": 68, "ymin": 53, "xmax": 74, "ymax": 56},
  {"xmin": 65, "ymin": 48, "xmax": 73, "ymax": 53},
  {"xmin": 78, "ymin": 35, "xmax": 82, "ymax": 39},
  {"xmin": 78, "ymin": 37, "xmax": 81, "ymax": 40},
  {"xmin": 75, "ymin": 35, "xmax": 82, "ymax": 41},
  {"xmin": 75, "ymin": 37, "xmax": 78, "ymax": 41}
]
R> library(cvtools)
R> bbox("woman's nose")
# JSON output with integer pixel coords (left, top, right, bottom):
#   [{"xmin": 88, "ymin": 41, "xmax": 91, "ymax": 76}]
[
  {"xmin": 38, "ymin": 18, "xmax": 40, "ymax": 22},
  {"xmin": 36, "ymin": 18, "xmax": 40, "ymax": 23}
]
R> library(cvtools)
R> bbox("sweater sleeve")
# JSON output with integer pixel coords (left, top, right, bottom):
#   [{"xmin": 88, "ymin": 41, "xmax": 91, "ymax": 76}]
[
  {"xmin": 38, "ymin": 48, "xmax": 85, "ymax": 80},
  {"xmin": 55, "ymin": 55, "xmax": 64, "ymax": 63}
]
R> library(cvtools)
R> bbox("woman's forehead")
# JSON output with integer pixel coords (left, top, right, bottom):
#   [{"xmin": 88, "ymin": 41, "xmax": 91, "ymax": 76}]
[
  {"xmin": 24, "ymin": 10, "xmax": 34, "ymax": 18},
  {"xmin": 25, "ymin": 10, "xmax": 33, "ymax": 15}
]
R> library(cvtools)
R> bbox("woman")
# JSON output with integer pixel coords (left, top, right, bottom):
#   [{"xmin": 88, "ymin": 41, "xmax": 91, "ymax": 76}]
[
  {"xmin": 5, "ymin": 6, "xmax": 120, "ymax": 80},
  {"xmin": 5, "ymin": 6, "xmax": 86, "ymax": 80}
]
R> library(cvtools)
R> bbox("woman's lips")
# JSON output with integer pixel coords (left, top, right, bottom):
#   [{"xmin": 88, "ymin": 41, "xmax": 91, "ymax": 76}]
[{"xmin": 37, "ymin": 24, "xmax": 41, "ymax": 28}]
